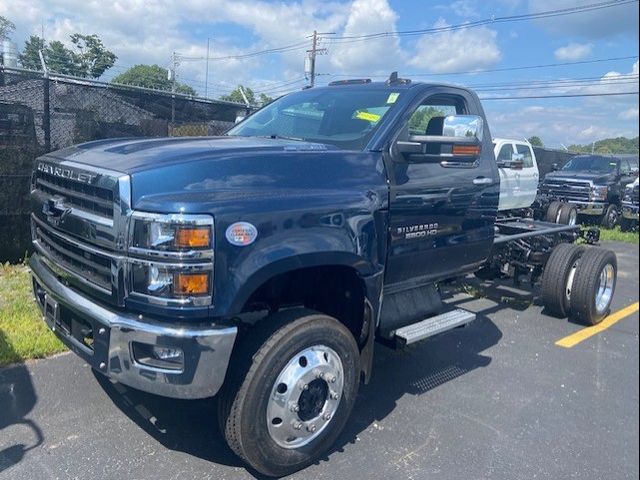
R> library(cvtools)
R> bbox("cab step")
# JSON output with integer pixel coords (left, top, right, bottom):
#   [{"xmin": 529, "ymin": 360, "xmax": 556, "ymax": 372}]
[{"xmin": 394, "ymin": 309, "xmax": 476, "ymax": 347}]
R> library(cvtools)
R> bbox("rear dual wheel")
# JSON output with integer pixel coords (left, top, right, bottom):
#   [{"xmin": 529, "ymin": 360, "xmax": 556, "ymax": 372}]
[
  {"xmin": 218, "ymin": 309, "xmax": 360, "ymax": 477},
  {"xmin": 542, "ymin": 245, "xmax": 617, "ymax": 325},
  {"xmin": 546, "ymin": 201, "xmax": 578, "ymax": 225}
]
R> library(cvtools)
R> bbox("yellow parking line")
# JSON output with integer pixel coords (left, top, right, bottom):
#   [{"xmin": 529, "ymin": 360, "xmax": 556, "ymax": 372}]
[{"xmin": 555, "ymin": 302, "xmax": 639, "ymax": 348}]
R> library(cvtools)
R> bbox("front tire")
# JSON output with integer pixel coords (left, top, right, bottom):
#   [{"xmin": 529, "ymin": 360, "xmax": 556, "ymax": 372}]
[
  {"xmin": 600, "ymin": 204, "xmax": 619, "ymax": 229},
  {"xmin": 218, "ymin": 309, "xmax": 360, "ymax": 477}
]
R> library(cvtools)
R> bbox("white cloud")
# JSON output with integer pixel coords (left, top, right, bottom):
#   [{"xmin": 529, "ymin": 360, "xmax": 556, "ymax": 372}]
[
  {"xmin": 328, "ymin": 0, "xmax": 406, "ymax": 73},
  {"xmin": 619, "ymin": 107, "xmax": 639, "ymax": 120},
  {"xmin": 529, "ymin": 0, "xmax": 639, "ymax": 39},
  {"xmin": 554, "ymin": 42, "xmax": 593, "ymax": 61},
  {"xmin": 410, "ymin": 19, "xmax": 501, "ymax": 73}
]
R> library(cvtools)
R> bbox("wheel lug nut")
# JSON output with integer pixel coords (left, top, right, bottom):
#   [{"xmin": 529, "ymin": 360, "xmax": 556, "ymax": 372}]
[
  {"xmin": 307, "ymin": 424, "xmax": 317, "ymax": 433},
  {"xmin": 330, "ymin": 391, "xmax": 339, "ymax": 400},
  {"xmin": 292, "ymin": 421, "xmax": 302, "ymax": 430},
  {"xmin": 299, "ymin": 382, "xmax": 309, "ymax": 391},
  {"xmin": 323, "ymin": 412, "xmax": 332, "ymax": 421},
  {"xmin": 329, "ymin": 375, "xmax": 337, "ymax": 383},
  {"xmin": 290, "ymin": 403, "xmax": 300, "ymax": 413}
]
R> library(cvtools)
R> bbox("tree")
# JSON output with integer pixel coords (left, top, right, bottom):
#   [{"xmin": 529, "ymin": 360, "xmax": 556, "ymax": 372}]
[
  {"xmin": 18, "ymin": 33, "xmax": 116, "ymax": 78},
  {"xmin": 0, "ymin": 15, "xmax": 15, "ymax": 41},
  {"xmin": 18, "ymin": 35, "xmax": 45, "ymax": 70},
  {"xmin": 568, "ymin": 136, "xmax": 639, "ymax": 154},
  {"xmin": 220, "ymin": 86, "xmax": 273, "ymax": 106},
  {"xmin": 528, "ymin": 136, "xmax": 544, "ymax": 147},
  {"xmin": 111, "ymin": 64, "xmax": 196, "ymax": 95}
]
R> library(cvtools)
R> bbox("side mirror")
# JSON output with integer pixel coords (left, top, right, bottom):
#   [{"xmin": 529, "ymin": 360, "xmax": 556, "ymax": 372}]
[
  {"xmin": 510, "ymin": 153, "xmax": 524, "ymax": 170},
  {"xmin": 396, "ymin": 115, "xmax": 484, "ymax": 164}
]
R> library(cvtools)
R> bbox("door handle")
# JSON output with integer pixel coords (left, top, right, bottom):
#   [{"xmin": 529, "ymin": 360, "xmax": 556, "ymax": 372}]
[{"xmin": 473, "ymin": 177, "xmax": 494, "ymax": 186}]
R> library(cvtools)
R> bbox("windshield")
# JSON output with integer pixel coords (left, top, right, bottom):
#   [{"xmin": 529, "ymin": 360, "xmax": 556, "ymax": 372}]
[
  {"xmin": 561, "ymin": 156, "xmax": 619, "ymax": 173},
  {"xmin": 227, "ymin": 87, "xmax": 402, "ymax": 150}
]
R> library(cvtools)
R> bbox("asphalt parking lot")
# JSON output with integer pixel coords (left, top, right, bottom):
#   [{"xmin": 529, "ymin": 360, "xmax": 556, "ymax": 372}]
[{"xmin": 1, "ymin": 241, "xmax": 638, "ymax": 480}]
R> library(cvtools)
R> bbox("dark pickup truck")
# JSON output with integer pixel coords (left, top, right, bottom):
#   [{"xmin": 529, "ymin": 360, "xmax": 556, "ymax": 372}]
[
  {"xmin": 29, "ymin": 75, "xmax": 617, "ymax": 476},
  {"xmin": 539, "ymin": 154, "xmax": 639, "ymax": 228}
]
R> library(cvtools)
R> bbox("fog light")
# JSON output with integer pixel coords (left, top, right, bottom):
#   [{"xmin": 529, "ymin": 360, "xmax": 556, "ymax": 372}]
[
  {"xmin": 153, "ymin": 346, "xmax": 183, "ymax": 361},
  {"xmin": 132, "ymin": 342, "xmax": 184, "ymax": 371}
]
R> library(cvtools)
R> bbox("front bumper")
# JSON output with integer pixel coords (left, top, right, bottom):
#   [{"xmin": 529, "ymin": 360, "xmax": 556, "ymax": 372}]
[
  {"xmin": 29, "ymin": 253, "xmax": 237, "ymax": 399},
  {"xmin": 622, "ymin": 203, "xmax": 639, "ymax": 221}
]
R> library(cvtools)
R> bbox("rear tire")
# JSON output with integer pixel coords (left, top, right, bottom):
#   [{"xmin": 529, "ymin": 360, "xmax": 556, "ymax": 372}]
[
  {"xmin": 218, "ymin": 309, "xmax": 360, "ymax": 477},
  {"xmin": 570, "ymin": 248, "xmax": 617, "ymax": 325},
  {"xmin": 600, "ymin": 204, "xmax": 619, "ymax": 229},
  {"xmin": 557, "ymin": 204, "xmax": 578, "ymax": 226},
  {"xmin": 546, "ymin": 201, "xmax": 563, "ymax": 223},
  {"xmin": 541, "ymin": 244, "xmax": 585, "ymax": 318}
]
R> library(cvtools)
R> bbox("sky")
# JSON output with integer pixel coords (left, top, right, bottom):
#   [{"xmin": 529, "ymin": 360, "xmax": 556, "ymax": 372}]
[{"xmin": 1, "ymin": 0, "xmax": 638, "ymax": 147}]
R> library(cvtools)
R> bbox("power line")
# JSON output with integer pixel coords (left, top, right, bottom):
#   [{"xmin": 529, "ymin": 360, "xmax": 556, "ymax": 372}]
[
  {"xmin": 328, "ymin": 0, "xmax": 637, "ymax": 43},
  {"xmin": 321, "ymin": 55, "xmax": 639, "ymax": 80},
  {"xmin": 480, "ymin": 91, "xmax": 639, "ymax": 100}
]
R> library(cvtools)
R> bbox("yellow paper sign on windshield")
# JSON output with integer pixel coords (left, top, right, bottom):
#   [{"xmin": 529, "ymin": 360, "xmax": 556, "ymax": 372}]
[
  {"xmin": 355, "ymin": 111, "xmax": 381, "ymax": 123},
  {"xmin": 386, "ymin": 92, "xmax": 400, "ymax": 104}
]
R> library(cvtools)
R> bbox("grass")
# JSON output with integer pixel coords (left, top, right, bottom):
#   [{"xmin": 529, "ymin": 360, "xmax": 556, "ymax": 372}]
[
  {"xmin": 0, "ymin": 263, "xmax": 66, "ymax": 366},
  {"xmin": 599, "ymin": 227, "xmax": 639, "ymax": 244}
]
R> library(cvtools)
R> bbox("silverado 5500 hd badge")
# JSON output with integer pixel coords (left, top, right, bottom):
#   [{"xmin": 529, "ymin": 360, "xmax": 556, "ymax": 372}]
[{"xmin": 397, "ymin": 223, "xmax": 439, "ymax": 239}]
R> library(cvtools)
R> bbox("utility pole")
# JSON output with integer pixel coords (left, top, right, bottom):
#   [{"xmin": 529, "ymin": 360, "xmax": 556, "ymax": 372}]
[
  {"xmin": 39, "ymin": 48, "xmax": 51, "ymax": 152},
  {"xmin": 306, "ymin": 31, "xmax": 332, "ymax": 88},
  {"xmin": 169, "ymin": 51, "xmax": 178, "ymax": 123},
  {"xmin": 205, "ymin": 38, "xmax": 210, "ymax": 99}
]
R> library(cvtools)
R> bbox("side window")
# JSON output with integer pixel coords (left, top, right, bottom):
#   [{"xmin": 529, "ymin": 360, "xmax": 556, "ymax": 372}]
[
  {"xmin": 497, "ymin": 144, "xmax": 513, "ymax": 163},
  {"xmin": 516, "ymin": 144, "xmax": 534, "ymax": 168},
  {"xmin": 407, "ymin": 94, "xmax": 467, "ymax": 136},
  {"xmin": 620, "ymin": 159, "xmax": 630, "ymax": 174}
]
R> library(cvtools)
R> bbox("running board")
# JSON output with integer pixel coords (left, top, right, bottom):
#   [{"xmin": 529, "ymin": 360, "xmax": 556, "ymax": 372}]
[{"xmin": 394, "ymin": 309, "xmax": 476, "ymax": 347}]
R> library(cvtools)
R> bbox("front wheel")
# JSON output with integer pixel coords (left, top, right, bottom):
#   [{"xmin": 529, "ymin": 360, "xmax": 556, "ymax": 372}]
[
  {"xmin": 600, "ymin": 204, "xmax": 619, "ymax": 229},
  {"xmin": 218, "ymin": 309, "xmax": 360, "ymax": 477}
]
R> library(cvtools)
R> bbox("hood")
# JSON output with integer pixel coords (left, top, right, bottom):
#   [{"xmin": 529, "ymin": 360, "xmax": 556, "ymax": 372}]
[
  {"xmin": 38, "ymin": 136, "xmax": 387, "ymax": 212},
  {"xmin": 545, "ymin": 170, "xmax": 615, "ymax": 185},
  {"xmin": 44, "ymin": 136, "xmax": 340, "ymax": 174}
]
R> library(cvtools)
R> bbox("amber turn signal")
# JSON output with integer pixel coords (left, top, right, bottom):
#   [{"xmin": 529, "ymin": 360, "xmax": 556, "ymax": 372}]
[
  {"xmin": 174, "ymin": 272, "xmax": 210, "ymax": 295},
  {"xmin": 452, "ymin": 144, "xmax": 481, "ymax": 156},
  {"xmin": 175, "ymin": 227, "xmax": 211, "ymax": 248}
]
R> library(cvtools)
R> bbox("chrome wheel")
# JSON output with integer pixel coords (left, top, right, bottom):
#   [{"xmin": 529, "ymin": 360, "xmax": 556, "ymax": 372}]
[
  {"xmin": 266, "ymin": 345, "xmax": 344, "ymax": 449},
  {"xmin": 565, "ymin": 259, "xmax": 579, "ymax": 303},
  {"xmin": 595, "ymin": 264, "xmax": 615, "ymax": 314},
  {"xmin": 568, "ymin": 209, "xmax": 578, "ymax": 226}
]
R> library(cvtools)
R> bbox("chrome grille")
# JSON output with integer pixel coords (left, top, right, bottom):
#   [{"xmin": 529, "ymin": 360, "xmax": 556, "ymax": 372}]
[
  {"xmin": 541, "ymin": 179, "xmax": 591, "ymax": 202},
  {"xmin": 32, "ymin": 216, "xmax": 112, "ymax": 293},
  {"xmin": 34, "ymin": 169, "xmax": 114, "ymax": 218}
]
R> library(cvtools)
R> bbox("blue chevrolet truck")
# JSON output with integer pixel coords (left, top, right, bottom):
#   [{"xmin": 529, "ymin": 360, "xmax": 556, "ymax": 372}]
[{"xmin": 29, "ymin": 74, "xmax": 617, "ymax": 476}]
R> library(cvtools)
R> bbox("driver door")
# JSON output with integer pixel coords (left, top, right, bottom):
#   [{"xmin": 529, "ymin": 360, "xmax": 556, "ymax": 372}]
[{"xmin": 385, "ymin": 88, "xmax": 498, "ymax": 287}]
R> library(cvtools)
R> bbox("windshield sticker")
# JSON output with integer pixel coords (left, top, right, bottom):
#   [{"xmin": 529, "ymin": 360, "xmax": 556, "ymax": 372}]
[
  {"xmin": 386, "ymin": 92, "xmax": 400, "ymax": 104},
  {"xmin": 355, "ymin": 111, "xmax": 381, "ymax": 123}
]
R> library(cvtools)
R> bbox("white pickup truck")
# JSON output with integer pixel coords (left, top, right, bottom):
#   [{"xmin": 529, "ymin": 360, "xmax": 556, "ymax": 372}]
[{"xmin": 493, "ymin": 138, "xmax": 539, "ymax": 212}]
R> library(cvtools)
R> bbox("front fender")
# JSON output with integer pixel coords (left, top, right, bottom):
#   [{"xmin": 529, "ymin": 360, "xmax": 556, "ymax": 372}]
[{"xmin": 210, "ymin": 196, "xmax": 387, "ymax": 317}]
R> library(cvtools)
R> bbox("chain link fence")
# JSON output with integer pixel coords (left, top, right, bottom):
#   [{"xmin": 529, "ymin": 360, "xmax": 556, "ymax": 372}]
[{"xmin": 0, "ymin": 67, "xmax": 248, "ymax": 262}]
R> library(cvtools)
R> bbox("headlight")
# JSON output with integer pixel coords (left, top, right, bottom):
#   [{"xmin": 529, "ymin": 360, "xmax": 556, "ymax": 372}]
[
  {"xmin": 623, "ymin": 188, "xmax": 633, "ymax": 202},
  {"xmin": 590, "ymin": 185, "xmax": 608, "ymax": 201},
  {"xmin": 128, "ymin": 213, "xmax": 214, "ymax": 306},
  {"xmin": 131, "ymin": 213, "xmax": 213, "ymax": 252}
]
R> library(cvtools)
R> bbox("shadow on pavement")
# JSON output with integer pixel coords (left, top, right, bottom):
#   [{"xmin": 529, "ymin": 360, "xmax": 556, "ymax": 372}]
[
  {"xmin": 94, "ymin": 313, "xmax": 502, "ymax": 478},
  {"xmin": 93, "ymin": 372, "xmax": 245, "ymax": 470},
  {"xmin": 0, "ymin": 331, "xmax": 44, "ymax": 474}
]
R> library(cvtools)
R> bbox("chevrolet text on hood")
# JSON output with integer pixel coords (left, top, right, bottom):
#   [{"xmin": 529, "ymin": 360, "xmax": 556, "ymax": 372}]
[{"xmin": 28, "ymin": 74, "xmax": 620, "ymax": 477}]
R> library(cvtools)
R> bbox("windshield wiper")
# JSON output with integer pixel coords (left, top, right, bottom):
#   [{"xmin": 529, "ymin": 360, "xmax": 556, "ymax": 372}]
[{"xmin": 257, "ymin": 134, "xmax": 306, "ymax": 142}]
